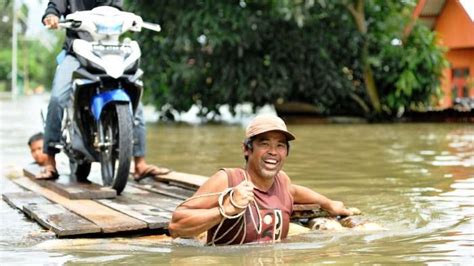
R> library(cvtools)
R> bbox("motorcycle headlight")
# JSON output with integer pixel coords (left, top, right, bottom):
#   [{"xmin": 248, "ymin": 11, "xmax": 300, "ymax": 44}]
[{"xmin": 95, "ymin": 21, "xmax": 123, "ymax": 34}]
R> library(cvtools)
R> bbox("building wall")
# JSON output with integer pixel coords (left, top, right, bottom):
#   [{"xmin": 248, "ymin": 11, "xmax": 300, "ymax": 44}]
[
  {"xmin": 435, "ymin": 0, "xmax": 474, "ymax": 108},
  {"xmin": 440, "ymin": 49, "xmax": 474, "ymax": 107},
  {"xmin": 435, "ymin": 0, "xmax": 474, "ymax": 48}
]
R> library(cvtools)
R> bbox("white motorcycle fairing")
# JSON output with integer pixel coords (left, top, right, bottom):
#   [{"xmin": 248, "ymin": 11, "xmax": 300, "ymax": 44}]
[
  {"xmin": 64, "ymin": 6, "xmax": 143, "ymax": 41},
  {"xmin": 72, "ymin": 39, "xmax": 141, "ymax": 79}
]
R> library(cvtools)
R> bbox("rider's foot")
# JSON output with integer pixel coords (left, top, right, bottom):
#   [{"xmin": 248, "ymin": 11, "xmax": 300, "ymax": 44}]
[
  {"xmin": 133, "ymin": 157, "xmax": 172, "ymax": 182},
  {"xmin": 133, "ymin": 164, "xmax": 172, "ymax": 182}
]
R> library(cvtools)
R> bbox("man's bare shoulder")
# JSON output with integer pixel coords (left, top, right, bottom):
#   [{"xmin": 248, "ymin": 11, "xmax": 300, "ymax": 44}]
[
  {"xmin": 279, "ymin": 169, "xmax": 298, "ymax": 196},
  {"xmin": 279, "ymin": 170, "xmax": 293, "ymax": 183},
  {"xmin": 197, "ymin": 169, "xmax": 229, "ymax": 193},
  {"xmin": 178, "ymin": 169, "xmax": 229, "ymax": 210}
]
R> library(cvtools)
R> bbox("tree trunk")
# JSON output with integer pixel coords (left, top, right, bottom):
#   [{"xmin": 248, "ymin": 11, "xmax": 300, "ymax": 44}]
[
  {"xmin": 22, "ymin": 38, "xmax": 29, "ymax": 93},
  {"xmin": 345, "ymin": 0, "xmax": 381, "ymax": 113}
]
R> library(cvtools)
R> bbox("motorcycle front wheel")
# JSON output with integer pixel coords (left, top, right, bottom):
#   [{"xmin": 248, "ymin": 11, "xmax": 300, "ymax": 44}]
[{"xmin": 99, "ymin": 103, "xmax": 133, "ymax": 194}]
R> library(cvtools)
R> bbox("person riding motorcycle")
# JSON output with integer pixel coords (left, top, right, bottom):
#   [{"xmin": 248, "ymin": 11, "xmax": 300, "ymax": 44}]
[{"xmin": 39, "ymin": 0, "xmax": 169, "ymax": 180}]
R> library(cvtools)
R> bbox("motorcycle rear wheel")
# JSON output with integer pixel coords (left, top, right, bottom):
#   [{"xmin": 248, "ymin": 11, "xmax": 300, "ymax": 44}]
[{"xmin": 99, "ymin": 103, "xmax": 133, "ymax": 194}]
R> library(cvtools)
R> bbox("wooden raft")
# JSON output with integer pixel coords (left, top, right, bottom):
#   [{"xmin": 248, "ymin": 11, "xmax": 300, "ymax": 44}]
[{"xmin": 2, "ymin": 165, "xmax": 325, "ymax": 237}]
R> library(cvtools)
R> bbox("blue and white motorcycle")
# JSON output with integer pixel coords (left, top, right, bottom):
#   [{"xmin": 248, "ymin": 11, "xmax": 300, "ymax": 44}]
[{"xmin": 57, "ymin": 6, "xmax": 160, "ymax": 194}]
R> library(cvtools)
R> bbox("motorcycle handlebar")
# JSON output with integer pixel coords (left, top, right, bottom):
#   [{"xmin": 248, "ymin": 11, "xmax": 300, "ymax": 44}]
[
  {"xmin": 58, "ymin": 19, "xmax": 82, "ymax": 29},
  {"xmin": 57, "ymin": 19, "xmax": 160, "ymax": 33}
]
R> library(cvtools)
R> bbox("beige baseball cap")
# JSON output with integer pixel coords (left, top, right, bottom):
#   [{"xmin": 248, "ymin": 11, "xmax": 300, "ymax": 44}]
[{"xmin": 245, "ymin": 114, "xmax": 295, "ymax": 141}]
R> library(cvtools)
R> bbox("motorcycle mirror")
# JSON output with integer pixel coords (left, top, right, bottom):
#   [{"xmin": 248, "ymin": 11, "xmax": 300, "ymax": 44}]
[{"xmin": 142, "ymin": 22, "xmax": 161, "ymax": 32}]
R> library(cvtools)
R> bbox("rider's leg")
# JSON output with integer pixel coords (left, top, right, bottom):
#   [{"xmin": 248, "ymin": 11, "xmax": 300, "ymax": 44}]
[
  {"xmin": 132, "ymin": 103, "xmax": 147, "ymax": 173},
  {"xmin": 42, "ymin": 54, "xmax": 80, "ymax": 176},
  {"xmin": 132, "ymin": 102, "xmax": 146, "ymax": 159},
  {"xmin": 132, "ymin": 103, "xmax": 170, "ymax": 178}
]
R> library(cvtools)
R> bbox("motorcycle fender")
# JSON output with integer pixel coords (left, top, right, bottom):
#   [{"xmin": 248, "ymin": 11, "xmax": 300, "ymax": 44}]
[
  {"xmin": 91, "ymin": 89, "xmax": 131, "ymax": 121},
  {"xmin": 70, "ymin": 121, "xmax": 97, "ymax": 161}
]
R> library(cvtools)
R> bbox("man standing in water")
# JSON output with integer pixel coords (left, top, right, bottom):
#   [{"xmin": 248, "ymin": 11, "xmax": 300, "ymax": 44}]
[
  {"xmin": 169, "ymin": 114, "xmax": 353, "ymax": 245},
  {"xmin": 37, "ymin": 0, "xmax": 170, "ymax": 180}
]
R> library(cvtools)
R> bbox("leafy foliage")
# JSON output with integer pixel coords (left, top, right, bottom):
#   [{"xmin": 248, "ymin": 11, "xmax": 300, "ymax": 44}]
[
  {"xmin": 0, "ymin": 0, "xmax": 59, "ymax": 92},
  {"xmin": 364, "ymin": 0, "xmax": 448, "ymax": 114},
  {"xmin": 374, "ymin": 25, "xmax": 447, "ymax": 112},
  {"xmin": 126, "ymin": 0, "xmax": 447, "ymax": 119}
]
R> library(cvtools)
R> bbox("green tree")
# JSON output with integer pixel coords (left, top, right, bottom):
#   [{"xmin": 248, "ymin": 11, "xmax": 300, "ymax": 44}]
[
  {"xmin": 0, "ymin": 0, "xmax": 60, "ymax": 92},
  {"xmin": 0, "ymin": 0, "xmax": 14, "ymax": 87},
  {"xmin": 127, "ymin": 0, "xmax": 447, "ymax": 120},
  {"xmin": 0, "ymin": 0, "xmax": 13, "ymax": 48}
]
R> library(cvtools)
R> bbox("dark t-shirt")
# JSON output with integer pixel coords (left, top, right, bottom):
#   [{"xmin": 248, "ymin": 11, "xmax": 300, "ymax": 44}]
[
  {"xmin": 42, "ymin": 0, "xmax": 123, "ymax": 53},
  {"xmin": 207, "ymin": 168, "xmax": 294, "ymax": 245}
]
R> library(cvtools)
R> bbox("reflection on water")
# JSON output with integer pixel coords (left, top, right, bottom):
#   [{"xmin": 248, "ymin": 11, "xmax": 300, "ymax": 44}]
[{"xmin": 0, "ymin": 95, "xmax": 473, "ymax": 264}]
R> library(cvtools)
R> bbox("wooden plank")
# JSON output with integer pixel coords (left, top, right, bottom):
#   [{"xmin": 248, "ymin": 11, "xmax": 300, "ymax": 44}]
[
  {"xmin": 122, "ymin": 185, "xmax": 182, "ymax": 213},
  {"xmin": 128, "ymin": 183, "xmax": 326, "ymax": 219},
  {"xmin": 13, "ymin": 177, "xmax": 147, "ymax": 233},
  {"xmin": 139, "ymin": 170, "xmax": 330, "ymax": 214},
  {"xmin": 157, "ymin": 181, "xmax": 196, "ymax": 198},
  {"xmin": 96, "ymin": 197, "xmax": 170, "ymax": 229},
  {"xmin": 2, "ymin": 191, "xmax": 51, "ymax": 212},
  {"xmin": 23, "ymin": 203, "xmax": 101, "ymax": 236},
  {"xmin": 129, "ymin": 179, "xmax": 194, "ymax": 200},
  {"xmin": 152, "ymin": 171, "xmax": 207, "ymax": 189},
  {"xmin": 123, "ymin": 186, "xmax": 326, "ymax": 221},
  {"xmin": 291, "ymin": 204, "xmax": 330, "ymax": 220},
  {"xmin": 23, "ymin": 163, "xmax": 57, "ymax": 180},
  {"xmin": 121, "ymin": 190, "xmax": 182, "ymax": 213},
  {"xmin": 23, "ymin": 164, "xmax": 116, "ymax": 200},
  {"xmin": 42, "ymin": 181, "xmax": 116, "ymax": 200},
  {"xmin": 132, "ymin": 176, "xmax": 328, "ymax": 218},
  {"xmin": 293, "ymin": 204, "xmax": 322, "ymax": 211}
]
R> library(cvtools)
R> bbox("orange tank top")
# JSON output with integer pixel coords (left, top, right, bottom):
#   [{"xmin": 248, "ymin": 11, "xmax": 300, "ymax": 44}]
[{"xmin": 206, "ymin": 168, "xmax": 294, "ymax": 245}]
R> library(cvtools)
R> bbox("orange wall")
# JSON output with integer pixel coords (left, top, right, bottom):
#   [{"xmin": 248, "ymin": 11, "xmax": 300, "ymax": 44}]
[
  {"xmin": 439, "ymin": 49, "xmax": 474, "ymax": 107},
  {"xmin": 435, "ymin": 0, "xmax": 474, "ymax": 49},
  {"xmin": 434, "ymin": 0, "xmax": 474, "ymax": 108}
]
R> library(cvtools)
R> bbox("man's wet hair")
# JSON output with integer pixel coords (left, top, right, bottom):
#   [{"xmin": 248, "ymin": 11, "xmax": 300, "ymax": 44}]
[
  {"xmin": 243, "ymin": 137, "xmax": 290, "ymax": 162},
  {"xmin": 28, "ymin": 132, "xmax": 44, "ymax": 146}
]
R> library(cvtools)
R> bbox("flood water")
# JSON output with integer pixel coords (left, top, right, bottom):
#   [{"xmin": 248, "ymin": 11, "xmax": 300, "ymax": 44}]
[{"xmin": 0, "ymin": 94, "xmax": 473, "ymax": 264}]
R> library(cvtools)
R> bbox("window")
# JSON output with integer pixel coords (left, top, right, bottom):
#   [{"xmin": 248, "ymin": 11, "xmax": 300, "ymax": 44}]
[{"xmin": 452, "ymin": 68, "xmax": 470, "ymax": 98}]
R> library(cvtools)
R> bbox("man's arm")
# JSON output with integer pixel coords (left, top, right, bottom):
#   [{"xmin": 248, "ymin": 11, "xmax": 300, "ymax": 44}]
[
  {"xmin": 42, "ymin": 0, "xmax": 67, "ymax": 27},
  {"xmin": 290, "ymin": 183, "xmax": 353, "ymax": 217},
  {"xmin": 169, "ymin": 206, "xmax": 223, "ymax": 238},
  {"xmin": 42, "ymin": 0, "xmax": 123, "ymax": 29},
  {"xmin": 168, "ymin": 170, "xmax": 253, "ymax": 238}
]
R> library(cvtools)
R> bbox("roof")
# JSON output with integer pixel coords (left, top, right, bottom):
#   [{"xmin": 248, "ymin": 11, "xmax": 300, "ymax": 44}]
[
  {"xmin": 415, "ymin": 0, "xmax": 446, "ymax": 29},
  {"xmin": 414, "ymin": 0, "xmax": 474, "ymax": 29}
]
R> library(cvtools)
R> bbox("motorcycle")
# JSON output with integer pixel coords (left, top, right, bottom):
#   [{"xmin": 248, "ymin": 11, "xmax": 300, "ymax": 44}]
[{"xmin": 55, "ymin": 6, "xmax": 161, "ymax": 194}]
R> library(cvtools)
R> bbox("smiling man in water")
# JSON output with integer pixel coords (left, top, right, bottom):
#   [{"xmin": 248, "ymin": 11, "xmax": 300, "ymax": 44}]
[{"xmin": 169, "ymin": 114, "xmax": 353, "ymax": 245}]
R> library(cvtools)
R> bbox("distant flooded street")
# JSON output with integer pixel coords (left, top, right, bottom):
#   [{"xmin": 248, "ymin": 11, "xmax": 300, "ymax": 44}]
[{"xmin": 0, "ymin": 94, "xmax": 473, "ymax": 264}]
